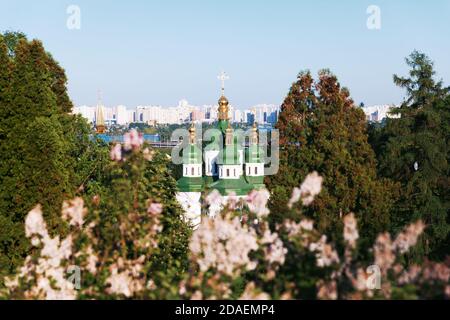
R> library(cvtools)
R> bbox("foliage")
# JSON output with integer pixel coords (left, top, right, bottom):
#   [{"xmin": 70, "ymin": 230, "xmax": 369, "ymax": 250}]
[
  {"xmin": 0, "ymin": 32, "xmax": 107, "ymax": 284},
  {"xmin": 265, "ymin": 70, "xmax": 397, "ymax": 258},
  {"xmin": 369, "ymin": 51, "xmax": 450, "ymax": 260},
  {"xmin": 2, "ymin": 170, "xmax": 448, "ymax": 300},
  {"xmin": 3, "ymin": 131, "xmax": 190, "ymax": 299}
]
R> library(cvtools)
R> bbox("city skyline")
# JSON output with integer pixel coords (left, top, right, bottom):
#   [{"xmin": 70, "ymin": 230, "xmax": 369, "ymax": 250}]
[{"xmin": 1, "ymin": 1, "xmax": 449, "ymax": 108}]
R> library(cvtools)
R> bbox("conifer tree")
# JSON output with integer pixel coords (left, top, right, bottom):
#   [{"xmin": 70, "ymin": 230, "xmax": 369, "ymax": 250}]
[
  {"xmin": 0, "ymin": 34, "xmax": 104, "ymax": 280},
  {"xmin": 0, "ymin": 37, "xmax": 73, "ymax": 279},
  {"xmin": 266, "ymin": 70, "xmax": 396, "ymax": 253},
  {"xmin": 371, "ymin": 51, "xmax": 449, "ymax": 260}
]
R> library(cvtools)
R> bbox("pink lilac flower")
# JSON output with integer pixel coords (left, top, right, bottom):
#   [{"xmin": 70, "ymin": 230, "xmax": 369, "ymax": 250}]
[
  {"xmin": 239, "ymin": 282, "xmax": 270, "ymax": 300},
  {"xmin": 110, "ymin": 143, "xmax": 122, "ymax": 161},
  {"xmin": 143, "ymin": 147, "xmax": 154, "ymax": 161},
  {"xmin": 343, "ymin": 213, "xmax": 359, "ymax": 249},
  {"xmin": 317, "ymin": 280, "xmax": 337, "ymax": 300},
  {"xmin": 288, "ymin": 171, "xmax": 323, "ymax": 208},
  {"xmin": 148, "ymin": 202, "xmax": 163, "ymax": 215},
  {"xmin": 190, "ymin": 216, "xmax": 258, "ymax": 276},
  {"xmin": 374, "ymin": 233, "xmax": 395, "ymax": 274},
  {"xmin": 226, "ymin": 191, "xmax": 238, "ymax": 210},
  {"xmin": 246, "ymin": 189, "xmax": 270, "ymax": 218},
  {"xmin": 61, "ymin": 197, "xmax": 86, "ymax": 227},
  {"xmin": 123, "ymin": 129, "xmax": 144, "ymax": 151},
  {"xmin": 393, "ymin": 220, "xmax": 425, "ymax": 254},
  {"xmin": 309, "ymin": 235, "xmax": 340, "ymax": 267}
]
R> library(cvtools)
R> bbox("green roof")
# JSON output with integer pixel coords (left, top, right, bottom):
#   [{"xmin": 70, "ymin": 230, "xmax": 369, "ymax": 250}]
[
  {"xmin": 209, "ymin": 176, "xmax": 254, "ymax": 196},
  {"xmin": 245, "ymin": 176, "xmax": 265, "ymax": 189},
  {"xmin": 203, "ymin": 175, "xmax": 218, "ymax": 187},
  {"xmin": 177, "ymin": 176, "xmax": 204, "ymax": 192}
]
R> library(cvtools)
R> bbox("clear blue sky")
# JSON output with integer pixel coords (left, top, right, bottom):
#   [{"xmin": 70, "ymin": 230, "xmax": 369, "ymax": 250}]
[{"xmin": 1, "ymin": 0, "xmax": 449, "ymax": 108}]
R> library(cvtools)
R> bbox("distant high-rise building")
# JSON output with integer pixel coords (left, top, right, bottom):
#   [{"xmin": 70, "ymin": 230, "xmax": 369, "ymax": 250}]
[{"xmin": 361, "ymin": 105, "xmax": 399, "ymax": 122}]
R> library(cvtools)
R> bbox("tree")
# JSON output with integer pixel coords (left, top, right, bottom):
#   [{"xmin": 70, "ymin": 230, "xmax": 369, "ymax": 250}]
[
  {"xmin": 266, "ymin": 70, "xmax": 396, "ymax": 256},
  {"xmin": 0, "ymin": 33, "xmax": 107, "ymax": 282},
  {"xmin": 370, "ymin": 51, "xmax": 450, "ymax": 260},
  {"xmin": 78, "ymin": 136, "xmax": 191, "ymax": 298},
  {"xmin": 0, "ymin": 37, "xmax": 73, "ymax": 280}
]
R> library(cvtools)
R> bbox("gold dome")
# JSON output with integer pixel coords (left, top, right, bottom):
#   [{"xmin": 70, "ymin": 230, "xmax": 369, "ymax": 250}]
[
  {"xmin": 251, "ymin": 122, "xmax": 258, "ymax": 144},
  {"xmin": 218, "ymin": 95, "xmax": 229, "ymax": 121},
  {"xmin": 188, "ymin": 123, "xmax": 196, "ymax": 144},
  {"xmin": 218, "ymin": 95, "xmax": 229, "ymax": 106}
]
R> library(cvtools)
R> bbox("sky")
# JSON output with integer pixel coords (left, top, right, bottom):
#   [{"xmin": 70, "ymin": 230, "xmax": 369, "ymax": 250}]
[{"xmin": 1, "ymin": 0, "xmax": 449, "ymax": 109}]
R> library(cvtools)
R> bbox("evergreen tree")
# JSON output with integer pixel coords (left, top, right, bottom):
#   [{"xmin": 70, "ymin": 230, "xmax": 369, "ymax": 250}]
[
  {"xmin": 266, "ymin": 70, "xmax": 396, "ymax": 254},
  {"xmin": 0, "ymin": 33, "xmax": 107, "ymax": 281},
  {"xmin": 0, "ymin": 38, "xmax": 72, "ymax": 280},
  {"xmin": 370, "ymin": 51, "xmax": 450, "ymax": 260}
]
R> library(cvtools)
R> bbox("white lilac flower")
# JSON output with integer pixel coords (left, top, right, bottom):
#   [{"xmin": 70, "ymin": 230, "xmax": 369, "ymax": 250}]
[
  {"xmin": 288, "ymin": 171, "xmax": 323, "ymax": 208},
  {"xmin": 25, "ymin": 205, "xmax": 47, "ymax": 237},
  {"xmin": 62, "ymin": 197, "xmax": 86, "ymax": 227},
  {"xmin": 205, "ymin": 189, "xmax": 223, "ymax": 218}
]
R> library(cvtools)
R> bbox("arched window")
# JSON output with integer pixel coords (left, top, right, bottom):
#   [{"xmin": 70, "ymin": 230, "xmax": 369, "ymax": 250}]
[
  {"xmin": 191, "ymin": 167, "xmax": 194, "ymax": 176},
  {"xmin": 234, "ymin": 168, "xmax": 236, "ymax": 177},
  {"xmin": 226, "ymin": 168, "xmax": 230, "ymax": 177},
  {"xmin": 255, "ymin": 166, "xmax": 258, "ymax": 175},
  {"xmin": 248, "ymin": 166, "xmax": 251, "ymax": 175},
  {"xmin": 185, "ymin": 167, "xmax": 187, "ymax": 175}
]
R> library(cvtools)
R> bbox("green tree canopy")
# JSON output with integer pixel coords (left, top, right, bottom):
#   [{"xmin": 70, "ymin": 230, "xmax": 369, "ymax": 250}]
[
  {"xmin": 266, "ymin": 70, "xmax": 396, "ymax": 255},
  {"xmin": 0, "ymin": 32, "xmax": 105, "ymax": 281},
  {"xmin": 370, "ymin": 51, "xmax": 450, "ymax": 260}
]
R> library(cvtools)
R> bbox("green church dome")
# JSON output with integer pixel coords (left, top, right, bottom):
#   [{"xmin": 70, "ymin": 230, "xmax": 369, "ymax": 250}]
[{"xmin": 183, "ymin": 144, "xmax": 202, "ymax": 164}]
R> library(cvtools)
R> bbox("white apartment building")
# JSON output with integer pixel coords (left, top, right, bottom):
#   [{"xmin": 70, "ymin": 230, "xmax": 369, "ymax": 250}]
[
  {"xmin": 73, "ymin": 105, "xmax": 134, "ymax": 125},
  {"xmin": 361, "ymin": 105, "xmax": 399, "ymax": 122},
  {"xmin": 73, "ymin": 100, "xmax": 281, "ymax": 126}
]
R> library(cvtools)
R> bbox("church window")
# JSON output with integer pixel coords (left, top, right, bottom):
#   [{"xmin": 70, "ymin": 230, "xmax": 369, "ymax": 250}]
[{"xmin": 255, "ymin": 166, "xmax": 258, "ymax": 175}]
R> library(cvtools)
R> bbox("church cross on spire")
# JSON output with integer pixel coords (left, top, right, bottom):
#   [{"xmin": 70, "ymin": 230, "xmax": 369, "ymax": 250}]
[{"xmin": 217, "ymin": 71, "xmax": 229, "ymax": 96}]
